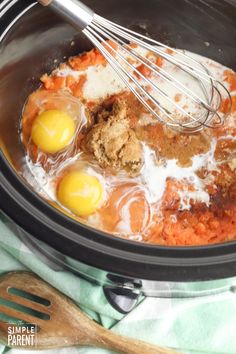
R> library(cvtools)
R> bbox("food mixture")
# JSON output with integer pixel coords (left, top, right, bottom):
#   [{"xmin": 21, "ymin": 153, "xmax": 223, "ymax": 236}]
[{"xmin": 21, "ymin": 43, "xmax": 236, "ymax": 246}]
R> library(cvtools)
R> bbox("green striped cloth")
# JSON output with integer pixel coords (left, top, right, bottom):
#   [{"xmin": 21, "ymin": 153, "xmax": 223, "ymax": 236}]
[{"xmin": 0, "ymin": 213, "xmax": 236, "ymax": 354}]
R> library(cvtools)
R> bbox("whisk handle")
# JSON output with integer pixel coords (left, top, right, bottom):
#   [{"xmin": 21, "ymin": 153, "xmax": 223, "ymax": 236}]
[{"xmin": 37, "ymin": 0, "xmax": 94, "ymax": 29}]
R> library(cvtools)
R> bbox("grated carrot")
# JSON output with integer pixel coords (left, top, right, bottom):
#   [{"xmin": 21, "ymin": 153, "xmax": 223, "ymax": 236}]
[
  {"xmin": 67, "ymin": 74, "xmax": 87, "ymax": 98},
  {"xmin": 134, "ymin": 64, "xmax": 152, "ymax": 78},
  {"xmin": 102, "ymin": 40, "xmax": 118, "ymax": 55},
  {"xmin": 174, "ymin": 93, "xmax": 182, "ymax": 102},
  {"xmin": 165, "ymin": 48, "xmax": 175, "ymax": 55},
  {"xmin": 224, "ymin": 70, "xmax": 236, "ymax": 91},
  {"xmin": 41, "ymin": 74, "xmax": 66, "ymax": 91},
  {"xmin": 220, "ymin": 96, "xmax": 236, "ymax": 113},
  {"xmin": 69, "ymin": 48, "xmax": 106, "ymax": 71}
]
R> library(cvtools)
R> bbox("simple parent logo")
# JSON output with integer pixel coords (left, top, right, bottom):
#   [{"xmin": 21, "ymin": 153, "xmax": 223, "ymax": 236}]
[{"xmin": 7, "ymin": 324, "xmax": 37, "ymax": 347}]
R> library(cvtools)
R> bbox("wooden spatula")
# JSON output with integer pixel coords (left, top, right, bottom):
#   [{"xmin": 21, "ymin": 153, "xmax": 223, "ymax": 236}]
[{"xmin": 0, "ymin": 272, "xmax": 180, "ymax": 354}]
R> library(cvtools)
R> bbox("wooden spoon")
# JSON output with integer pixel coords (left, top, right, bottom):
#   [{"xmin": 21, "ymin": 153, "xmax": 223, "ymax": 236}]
[{"xmin": 0, "ymin": 272, "xmax": 180, "ymax": 354}]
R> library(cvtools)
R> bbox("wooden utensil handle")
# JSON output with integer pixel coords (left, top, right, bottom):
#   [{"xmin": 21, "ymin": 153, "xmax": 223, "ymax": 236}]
[
  {"xmin": 98, "ymin": 328, "xmax": 180, "ymax": 354},
  {"xmin": 38, "ymin": 0, "xmax": 53, "ymax": 6}
]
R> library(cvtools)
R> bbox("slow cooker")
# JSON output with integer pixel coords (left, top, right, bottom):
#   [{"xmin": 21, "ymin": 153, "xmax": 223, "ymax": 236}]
[{"xmin": 0, "ymin": 0, "xmax": 236, "ymax": 314}]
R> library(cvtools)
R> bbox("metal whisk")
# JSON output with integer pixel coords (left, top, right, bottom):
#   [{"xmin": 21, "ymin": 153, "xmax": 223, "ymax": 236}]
[{"xmin": 38, "ymin": 0, "xmax": 232, "ymax": 133}]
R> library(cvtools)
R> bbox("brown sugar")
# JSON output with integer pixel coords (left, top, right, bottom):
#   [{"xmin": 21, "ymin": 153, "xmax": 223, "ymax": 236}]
[{"xmin": 85, "ymin": 98, "xmax": 143, "ymax": 175}]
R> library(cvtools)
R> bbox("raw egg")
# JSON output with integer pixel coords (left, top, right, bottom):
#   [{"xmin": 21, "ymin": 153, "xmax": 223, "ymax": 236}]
[
  {"xmin": 31, "ymin": 109, "xmax": 76, "ymax": 154},
  {"xmin": 57, "ymin": 170, "xmax": 104, "ymax": 217}
]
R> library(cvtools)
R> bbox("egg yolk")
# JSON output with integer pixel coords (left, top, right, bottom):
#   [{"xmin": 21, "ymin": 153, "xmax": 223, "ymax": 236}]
[
  {"xmin": 57, "ymin": 171, "xmax": 104, "ymax": 217},
  {"xmin": 31, "ymin": 110, "xmax": 76, "ymax": 154}
]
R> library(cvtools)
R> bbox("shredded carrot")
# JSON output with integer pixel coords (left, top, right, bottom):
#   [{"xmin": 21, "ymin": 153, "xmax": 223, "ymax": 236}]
[
  {"xmin": 102, "ymin": 39, "xmax": 118, "ymax": 55},
  {"xmin": 69, "ymin": 48, "xmax": 106, "ymax": 71},
  {"xmin": 41, "ymin": 72, "xmax": 87, "ymax": 97},
  {"xmin": 134, "ymin": 54, "xmax": 163, "ymax": 79},
  {"xmin": 147, "ymin": 204, "xmax": 236, "ymax": 246},
  {"xmin": 66, "ymin": 75, "xmax": 76, "ymax": 87},
  {"xmin": 220, "ymin": 96, "xmax": 236, "ymax": 113},
  {"xmin": 40, "ymin": 74, "xmax": 53, "ymax": 89},
  {"xmin": 165, "ymin": 48, "xmax": 175, "ymax": 55},
  {"xmin": 155, "ymin": 56, "xmax": 164, "ymax": 67},
  {"xmin": 230, "ymin": 96, "xmax": 236, "ymax": 112},
  {"xmin": 68, "ymin": 74, "xmax": 87, "ymax": 98},
  {"xmin": 130, "ymin": 43, "xmax": 138, "ymax": 49},
  {"xmin": 53, "ymin": 76, "xmax": 66, "ymax": 90},
  {"xmin": 134, "ymin": 64, "xmax": 152, "ymax": 78},
  {"xmin": 146, "ymin": 52, "xmax": 164, "ymax": 67},
  {"xmin": 224, "ymin": 70, "xmax": 236, "ymax": 91},
  {"xmin": 161, "ymin": 179, "xmax": 183, "ymax": 210},
  {"xmin": 41, "ymin": 74, "xmax": 66, "ymax": 90},
  {"xmin": 127, "ymin": 57, "xmax": 136, "ymax": 65},
  {"xmin": 174, "ymin": 93, "xmax": 182, "ymax": 102}
]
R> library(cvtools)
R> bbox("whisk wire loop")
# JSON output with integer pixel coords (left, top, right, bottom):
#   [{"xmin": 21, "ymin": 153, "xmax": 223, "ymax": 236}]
[
  {"xmin": 38, "ymin": 0, "xmax": 232, "ymax": 133},
  {"xmin": 87, "ymin": 24, "xmax": 207, "ymax": 126},
  {"xmin": 84, "ymin": 15, "xmax": 232, "ymax": 132}
]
